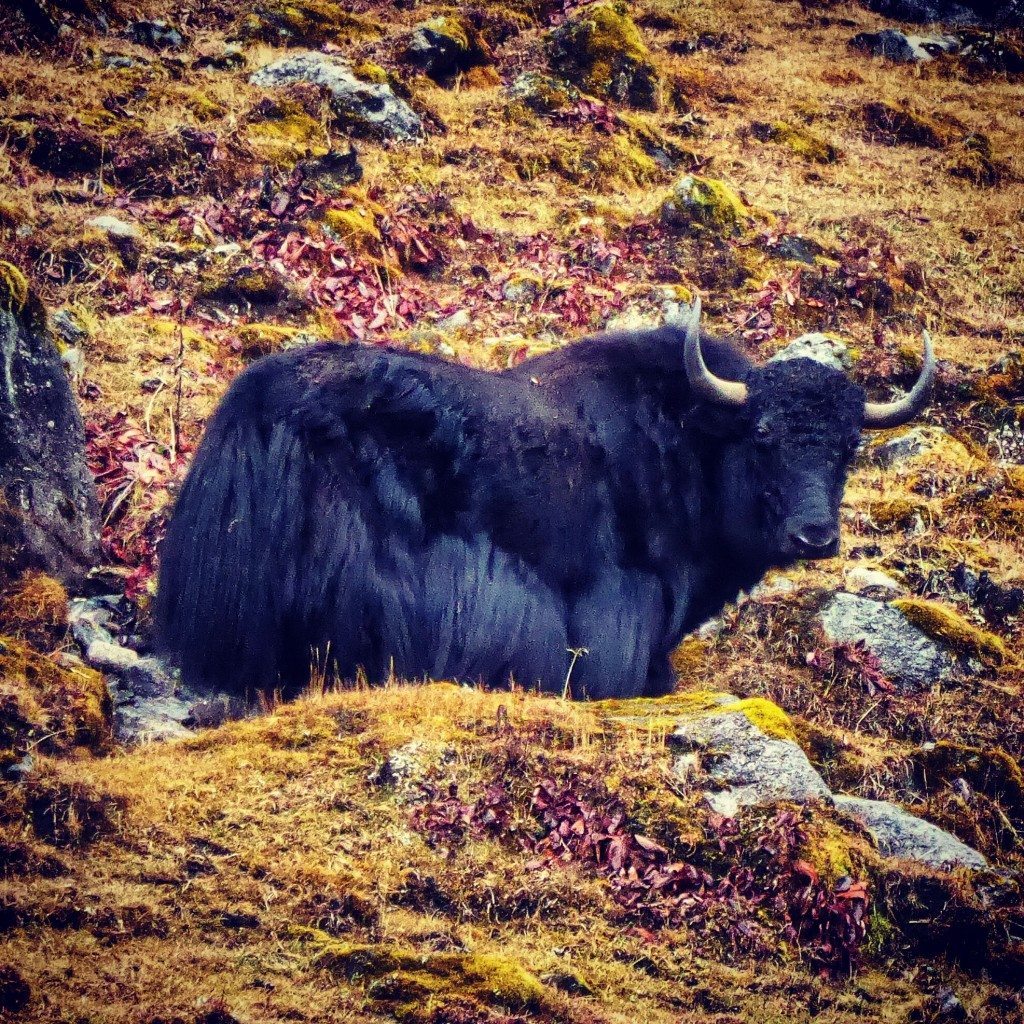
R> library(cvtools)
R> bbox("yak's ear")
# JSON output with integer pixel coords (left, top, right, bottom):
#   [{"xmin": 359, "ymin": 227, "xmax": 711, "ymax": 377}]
[{"xmin": 690, "ymin": 401, "xmax": 749, "ymax": 439}]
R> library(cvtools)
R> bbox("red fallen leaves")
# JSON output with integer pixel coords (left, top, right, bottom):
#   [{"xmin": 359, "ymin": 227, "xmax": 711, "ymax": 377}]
[
  {"xmin": 807, "ymin": 641, "xmax": 897, "ymax": 695},
  {"xmin": 411, "ymin": 767, "xmax": 869, "ymax": 970},
  {"xmin": 410, "ymin": 781, "xmax": 513, "ymax": 852},
  {"xmin": 528, "ymin": 776, "xmax": 869, "ymax": 971},
  {"xmin": 85, "ymin": 411, "xmax": 190, "ymax": 598}
]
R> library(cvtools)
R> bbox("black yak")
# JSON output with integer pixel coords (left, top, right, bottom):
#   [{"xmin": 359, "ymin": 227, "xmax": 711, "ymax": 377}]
[{"xmin": 155, "ymin": 300, "xmax": 934, "ymax": 699}]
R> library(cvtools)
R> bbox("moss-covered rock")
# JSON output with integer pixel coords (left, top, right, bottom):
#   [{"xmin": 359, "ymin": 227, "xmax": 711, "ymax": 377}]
[
  {"xmin": 507, "ymin": 71, "xmax": 580, "ymax": 114},
  {"xmin": 236, "ymin": 323, "xmax": 305, "ymax": 361},
  {"xmin": 407, "ymin": 15, "xmax": 493, "ymax": 85},
  {"xmin": 547, "ymin": 2, "xmax": 661, "ymax": 109},
  {"xmin": 193, "ymin": 263, "xmax": 295, "ymax": 313},
  {"xmin": 0, "ymin": 637, "xmax": 111, "ymax": 766},
  {"xmin": 660, "ymin": 174, "xmax": 750, "ymax": 234},
  {"xmin": 313, "ymin": 939, "xmax": 548, "ymax": 1014},
  {"xmin": 891, "ymin": 598, "xmax": 1009, "ymax": 667},
  {"xmin": 751, "ymin": 120, "xmax": 841, "ymax": 163},
  {"xmin": 0, "ymin": 572, "xmax": 68, "ymax": 650},
  {"xmin": 237, "ymin": 1, "xmax": 381, "ymax": 46}
]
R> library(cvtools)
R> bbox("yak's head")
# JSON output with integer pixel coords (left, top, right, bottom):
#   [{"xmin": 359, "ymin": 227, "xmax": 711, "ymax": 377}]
[{"xmin": 684, "ymin": 298, "xmax": 935, "ymax": 565}]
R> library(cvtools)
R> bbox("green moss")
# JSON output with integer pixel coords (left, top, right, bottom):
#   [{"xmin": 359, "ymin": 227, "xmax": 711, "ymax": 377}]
[
  {"xmin": 0, "ymin": 637, "xmax": 112, "ymax": 759},
  {"xmin": 313, "ymin": 941, "xmax": 548, "ymax": 1014},
  {"xmin": 352, "ymin": 60, "xmax": 389, "ymax": 85},
  {"xmin": 660, "ymin": 174, "xmax": 750, "ymax": 235},
  {"xmin": 753, "ymin": 120, "xmax": 841, "ymax": 164},
  {"xmin": 247, "ymin": 99, "xmax": 328, "ymax": 164},
  {"xmin": 596, "ymin": 691, "xmax": 796, "ymax": 741},
  {"xmin": 0, "ymin": 261, "xmax": 29, "ymax": 312},
  {"xmin": 0, "ymin": 572, "xmax": 68, "ymax": 649},
  {"xmin": 866, "ymin": 497, "xmax": 927, "ymax": 529},
  {"xmin": 186, "ymin": 92, "xmax": 228, "ymax": 123},
  {"xmin": 892, "ymin": 598, "xmax": 1010, "ymax": 667}
]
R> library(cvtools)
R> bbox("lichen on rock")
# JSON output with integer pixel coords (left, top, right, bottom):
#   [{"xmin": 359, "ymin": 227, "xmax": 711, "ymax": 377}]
[
  {"xmin": 660, "ymin": 174, "xmax": 750, "ymax": 234},
  {"xmin": 750, "ymin": 120, "xmax": 841, "ymax": 163}
]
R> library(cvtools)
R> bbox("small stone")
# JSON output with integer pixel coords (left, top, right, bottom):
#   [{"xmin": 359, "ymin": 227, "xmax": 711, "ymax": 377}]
[
  {"xmin": 85, "ymin": 639, "xmax": 140, "ymax": 672},
  {"xmin": 818, "ymin": 593, "xmax": 954, "ymax": 692},
  {"xmin": 845, "ymin": 566, "xmax": 904, "ymax": 595},
  {"xmin": 437, "ymin": 308, "xmax": 471, "ymax": 331},
  {"xmin": 833, "ymin": 794, "xmax": 987, "ymax": 870},
  {"xmin": 85, "ymin": 215, "xmax": 143, "ymax": 240},
  {"xmin": 126, "ymin": 19, "xmax": 187, "ymax": 50},
  {"xmin": 868, "ymin": 428, "xmax": 933, "ymax": 468},
  {"xmin": 507, "ymin": 72, "xmax": 579, "ymax": 114},
  {"xmin": 407, "ymin": 16, "xmax": 489, "ymax": 84},
  {"xmin": 2, "ymin": 752, "xmax": 35, "ymax": 781},
  {"xmin": 50, "ymin": 309, "xmax": 89, "ymax": 347},
  {"xmin": 771, "ymin": 333, "xmax": 851, "ymax": 371},
  {"xmin": 660, "ymin": 174, "xmax": 749, "ymax": 235}
]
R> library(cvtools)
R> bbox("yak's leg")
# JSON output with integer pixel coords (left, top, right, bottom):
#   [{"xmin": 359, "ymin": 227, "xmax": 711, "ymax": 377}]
[
  {"xmin": 643, "ymin": 652, "xmax": 677, "ymax": 697},
  {"xmin": 566, "ymin": 569, "xmax": 662, "ymax": 700},
  {"xmin": 419, "ymin": 534, "xmax": 568, "ymax": 691}
]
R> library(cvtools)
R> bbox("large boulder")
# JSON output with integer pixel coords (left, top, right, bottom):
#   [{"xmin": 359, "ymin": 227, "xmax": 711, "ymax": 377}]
[
  {"xmin": 250, "ymin": 54, "xmax": 422, "ymax": 143},
  {"xmin": 850, "ymin": 28, "xmax": 960, "ymax": 62},
  {"xmin": 0, "ymin": 262, "xmax": 99, "ymax": 589}
]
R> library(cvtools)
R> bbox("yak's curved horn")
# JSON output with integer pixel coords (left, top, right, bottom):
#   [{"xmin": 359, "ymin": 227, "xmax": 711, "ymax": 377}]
[
  {"xmin": 683, "ymin": 295, "xmax": 748, "ymax": 407},
  {"xmin": 862, "ymin": 330, "xmax": 936, "ymax": 430}
]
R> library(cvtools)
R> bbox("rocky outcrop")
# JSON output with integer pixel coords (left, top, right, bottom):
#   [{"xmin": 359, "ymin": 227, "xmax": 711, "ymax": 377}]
[
  {"xmin": 670, "ymin": 694, "xmax": 833, "ymax": 815},
  {"xmin": 0, "ymin": 263, "xmax": 99, "ymax": 589},
  {"xmin": 406, "ymin": 15, "xmax": 492, "ymax": 85},
  {"xmin": 607, "ymin": 692, "xmax": 987, "ymax": 872},
  {"xmin": 250, "ymin": 54, "xmax": 422, "ymax": 143}
]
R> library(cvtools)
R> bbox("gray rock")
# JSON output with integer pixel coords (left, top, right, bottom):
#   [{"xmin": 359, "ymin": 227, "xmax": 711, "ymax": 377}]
[
  {"xmin": 507, "ymin": 71, "xmax": 579, "ymax": 114},
  {"xmin": 250, "ymin": 54, "xmax": 422, "ymax": 143},
  {"xmin": 834, "ymin": 794, "xmax": 987, "ymax": 870},
  {"xmin": 2, "ymin": 752, "xmax": 35, "ymax": 781},
  {"xmin": 0, "ymin": 275, "xmax": 100, "ymax": 586},
  {"xmin": 127, "ymin": 19, "xmax": 187, "ymax": 50},
  {"xmin": 771, "ymin": 333, "xmax": 851, "ymax": 371},
  {"xmin": 850, "ymin": 28, "xmax": 960, "ymax": 63},
  {"xmin": 818, "ymin": 592, "xmax": 954, "ymax": 692},
  {"xmin": 407, "ymin": 17, "xmax": 482, "ymax": 83},
  {"xmin": 67, "ymin": 594, "xmax": 121, "ymax": 648},
  {"xmin": 869, "ymin": 427, "xmax": 934, "ymax": 467},
  {"xmin": 437, "ymin": 308, "xmax": 471, "ymax": 332},
  {"xmin": 671, "ymin": 703, "xmax": 832, "ymax": 816}
]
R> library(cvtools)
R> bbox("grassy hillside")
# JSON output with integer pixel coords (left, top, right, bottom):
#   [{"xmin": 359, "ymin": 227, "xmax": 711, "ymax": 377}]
[{"xmin": 2, "ymin": 0, "xmax": 1024, "ymax": 1020}]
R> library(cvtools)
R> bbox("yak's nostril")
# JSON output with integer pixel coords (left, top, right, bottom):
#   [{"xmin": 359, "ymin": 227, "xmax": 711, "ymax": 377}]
[{"xmin": 791, "ymin": 523, "xmax": 838, "ymax": 555}]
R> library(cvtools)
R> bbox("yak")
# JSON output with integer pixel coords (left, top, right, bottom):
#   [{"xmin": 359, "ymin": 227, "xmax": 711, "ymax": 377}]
[{"xmin": 154, "ymin": 299, "xmax": 934, "ymax": 699}]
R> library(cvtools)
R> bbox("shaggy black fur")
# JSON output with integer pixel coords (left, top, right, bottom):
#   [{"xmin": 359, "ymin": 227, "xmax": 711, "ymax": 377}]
[{"xmin": 154, "ymin": 325, "xmax": 866, "ymax": 698}]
